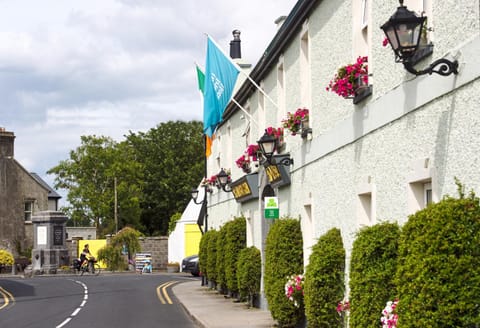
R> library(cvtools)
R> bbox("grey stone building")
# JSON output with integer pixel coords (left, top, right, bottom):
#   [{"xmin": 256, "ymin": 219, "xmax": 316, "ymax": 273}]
[{"xmin": 0, "ymin": 128, "xmax": 60, "ymax": 256}]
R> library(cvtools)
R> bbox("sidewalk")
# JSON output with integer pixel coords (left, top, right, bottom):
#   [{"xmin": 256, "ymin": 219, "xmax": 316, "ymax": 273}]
[{"xmin": 173, "ymin": 280, "xmax": 276, "ymax": 328}]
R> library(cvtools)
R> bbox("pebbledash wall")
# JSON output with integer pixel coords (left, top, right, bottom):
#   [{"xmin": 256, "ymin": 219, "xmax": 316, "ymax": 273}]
[{"xmin": 203, "ymin": 0, "xmax": 480, "ymax": 306}]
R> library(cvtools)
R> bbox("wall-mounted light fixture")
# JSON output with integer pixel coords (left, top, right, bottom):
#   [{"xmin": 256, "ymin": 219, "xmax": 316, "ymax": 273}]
[
  {"xmin": 381, "ymin": 0, "xmax": 458, "ymax": 76},
  {"xmin": 257, "ymin": 130, "xmax": 293, "ymax": 166},
  {"xmin": 216, "ymin": 168, "xmax": 232, "ymax": 192}
]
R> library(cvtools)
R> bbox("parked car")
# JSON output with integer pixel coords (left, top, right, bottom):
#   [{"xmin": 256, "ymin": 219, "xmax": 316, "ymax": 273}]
[{"xmin": 182, "ymin": 254, "xmax": 200, "ymax": 276}]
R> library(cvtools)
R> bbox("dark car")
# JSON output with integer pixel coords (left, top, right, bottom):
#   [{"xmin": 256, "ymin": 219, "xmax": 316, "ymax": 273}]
[{"xmin": 182, "ymin": 254, "xmax": 200, "ymax": 276}]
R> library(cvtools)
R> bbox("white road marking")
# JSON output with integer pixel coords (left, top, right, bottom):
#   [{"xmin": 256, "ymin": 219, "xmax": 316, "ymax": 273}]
[{"xmin": 55, "ymin": 280, "xmax": 88, "ymax": 328}]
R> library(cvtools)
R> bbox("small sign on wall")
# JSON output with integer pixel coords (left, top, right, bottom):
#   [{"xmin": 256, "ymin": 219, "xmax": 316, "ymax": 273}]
[
  {"xmin": 264, "ymin": 196, "xmax": 279, "ymax": 219},
  {"xmin": 53, "ymin": 225, "xmax": 63, "ymax": 246},
  {"xmin": 37, "ymin": 226, "xmax": 47, "ymax": 245}
]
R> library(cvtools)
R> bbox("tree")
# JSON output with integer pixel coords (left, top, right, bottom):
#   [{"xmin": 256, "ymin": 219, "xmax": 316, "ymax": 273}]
[
  {"xmin": 48, "ymin": 135, "xmax": 143, "ymax": 236},
  {"xmin": 126, "ymin": 120, "xmax": 204, "ymax": 235}
]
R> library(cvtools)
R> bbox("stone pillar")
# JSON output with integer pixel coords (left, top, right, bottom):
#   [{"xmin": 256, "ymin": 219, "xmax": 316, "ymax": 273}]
[{"xmin": 31, "ymin": 211, "xmax": 69, "ymax": 274}]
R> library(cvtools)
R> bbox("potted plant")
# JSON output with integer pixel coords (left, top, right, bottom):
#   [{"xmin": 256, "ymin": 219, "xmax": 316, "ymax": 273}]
[
  {"xmin": 326, "ymin": 56, "xmax": 369, "ymax": 99},
  {"xmin": 235, "ymin": 155, "xmax": 251, "ymax": 173},
  {"xmin": 282, "ymin": 108, "xmax": 309, "ymax": 136},
  {"xmin": 265, "ymin": 126, "xmax": 285, "ymax": 150}
]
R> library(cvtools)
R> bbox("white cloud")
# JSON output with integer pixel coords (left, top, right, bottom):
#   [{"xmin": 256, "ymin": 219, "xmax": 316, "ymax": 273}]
[{"xmin": 1, "ymin": 0, "xmax": 297, "ymax": 205}]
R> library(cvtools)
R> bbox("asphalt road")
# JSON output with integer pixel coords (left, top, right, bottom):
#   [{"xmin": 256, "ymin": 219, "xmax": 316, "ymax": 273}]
[{"xmin": 0, "ymin": 273, "xmax": 200, "ymax": 328}]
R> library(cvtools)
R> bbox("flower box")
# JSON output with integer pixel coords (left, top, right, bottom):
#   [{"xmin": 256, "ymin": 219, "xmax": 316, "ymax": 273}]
[{"xmin": 327, "ymin": 56, "xmax": 372, "ymax": 104}]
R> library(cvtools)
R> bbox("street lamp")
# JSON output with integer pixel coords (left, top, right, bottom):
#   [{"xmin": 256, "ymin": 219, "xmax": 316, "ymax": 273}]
[
  {"xmin": 257, "ymin": 130, "xmax": 293, "ymax": 166},
  {"xmin": 381, "ymin": 0, "xmax": 458, "ymax": 76},
  {"xmin": 216, "ymin": 168, "xmax": 232, "ymax": 192}
]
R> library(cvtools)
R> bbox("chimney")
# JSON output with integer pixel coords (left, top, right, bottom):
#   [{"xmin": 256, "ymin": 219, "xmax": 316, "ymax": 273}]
[
  {"xmin": 0, "ymin": 128, "xmax": 15, "ymax": 158},
  {"xmin": 229, "ymin": 30, "xmax": 242, "ymax": 59}
]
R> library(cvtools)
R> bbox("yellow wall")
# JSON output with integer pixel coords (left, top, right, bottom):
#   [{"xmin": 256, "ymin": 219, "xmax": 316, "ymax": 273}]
[
  {"xmin": 78, "ymin": 239, "xmax": 107, "ymax": 268},
  {"xmin": 184, "ymin": 224, "xmax": 201, "ymax": 257}
]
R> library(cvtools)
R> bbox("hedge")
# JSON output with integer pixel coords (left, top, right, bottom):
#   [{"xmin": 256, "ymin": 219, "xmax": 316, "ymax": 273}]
[
  {"xmin": 237, "ymin": 246, "xmax": 261, "ymax": 306},
  {"xmin": 199, "ymin": 229, "xmax": 214, "ymax": 280},
  {"xmin": 0, "ymin": 249, "xmax": 14, "ymax": 265},
  {"xmin": 264, "ymin": 218, "xmax": 304, "ymax": 327},
  {"xmin": 224, "ymin": 216, "xmax": 246, "ymax": 294},
  {"xmin": 216, "ymin": 226, "xmax": 227, "ymax": 292},
  {"xmin": 396, "ymin": 189, "xmax": 480, "ymax": 327},
  {"xmin": 349, "ymin": 222, "xmax": 400, "ymax": 328},
  {"xmin": 206, "ymin": 229, "xmax": 219, "ymax": 283},
  {"xmin": 304, "ymin": 227, "xmax": 345, "ymax": 328}
]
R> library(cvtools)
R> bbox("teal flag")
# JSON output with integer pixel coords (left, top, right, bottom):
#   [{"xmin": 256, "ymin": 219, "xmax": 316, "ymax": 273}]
[{"xmin": 203, "ymin": 36, "xmax": 240, "ymax": 137}]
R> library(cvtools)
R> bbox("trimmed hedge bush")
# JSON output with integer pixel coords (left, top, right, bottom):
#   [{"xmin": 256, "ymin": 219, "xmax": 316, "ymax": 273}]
[
  {"xmin": 396, "ymin": 190, "xmax": 480, "ymax": 327},
  {"xmin": 216, "ymin": 227, "xmax": 227, "ymax": 291},
  {"xmin": 349, "ymin": 222, "xmax": 400, "ymax": 328},
  {"xmin": 264, "ymin": 218, "xmax": 303, "ymax": 327},
  {"xmin": 0, "ymin": 249, "xmax": 14, "ymax": 265},
  {"xmin": 199, "ymin": 229, "xmax": 214, "ymax": 280},
  {"xmin": 206, "ymin": 229, "xmax": 219, "ymax": 283},
  {"xmin": 237, "ymin": 246, "xmax": 261, "ymax": 306},
  {"xmin": 304, "ymin": 228, "xmax": 345, "ymax": 328},
  {"xmin": 224, "ymin": 216, "xmax": 246, "ymax": 294},
  {"xmin": 97, "ymin": 244, "xmax": 125, "ymax": 271}
]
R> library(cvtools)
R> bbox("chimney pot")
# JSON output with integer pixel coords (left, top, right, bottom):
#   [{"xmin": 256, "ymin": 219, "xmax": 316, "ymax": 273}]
[{"xmin": 230, "ymin": 30, "xmax": 242, "ymax": 59}]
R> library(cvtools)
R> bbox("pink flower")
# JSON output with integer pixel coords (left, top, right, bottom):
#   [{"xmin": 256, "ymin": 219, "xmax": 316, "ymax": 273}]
[{"xmin": 382, "ymin": 37, "xmax": 390, "ymax": 47}]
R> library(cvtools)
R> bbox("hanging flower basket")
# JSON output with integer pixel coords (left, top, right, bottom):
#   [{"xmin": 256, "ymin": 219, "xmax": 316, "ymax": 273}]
[
  {"xmin": 282, "ymin": 108, "xmax": 309, "ymax": 136},
  {"xmin": 235, "ymin": 155, "xmax": 251, "ymax": 174},
  {"xmin": 326, "ymin": 56, "xmax": 370, "ymax": 99}
]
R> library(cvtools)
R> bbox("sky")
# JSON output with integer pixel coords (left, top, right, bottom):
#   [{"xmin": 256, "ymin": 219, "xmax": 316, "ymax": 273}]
[{"xmin": 0, "ymin": 0, "xmax": 297, "ymax": 204}]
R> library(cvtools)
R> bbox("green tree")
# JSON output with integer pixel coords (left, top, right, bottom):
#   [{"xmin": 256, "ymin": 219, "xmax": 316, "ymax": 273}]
[
  {"xmin": 48, "ymin": 135, "xmax": 143, "ymax": 236},
  {"xmin": 126, "ymin": 120, "xmax": 204, "ymax": 235}
]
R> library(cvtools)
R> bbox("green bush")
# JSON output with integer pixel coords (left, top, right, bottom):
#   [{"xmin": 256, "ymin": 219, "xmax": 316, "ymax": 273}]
[
  {"xmin": 304, "ymin": 228, "xmax": 345, "ymax": 328},
  {"xmin": 97, "ymin": 245, "xmax": 125, "ymax": 271},
  {"xmin": 396, "ymin": 189, "xmax": 480, "ymax": 327},
  {"xmin": 237, "ymin": 246, "xmax": 261, "ymax": 306},
  {"xmin": 224, "ymin": 216, "xmax": 246, "ymax": 294},
  {"xmin": 206, "ymin": 229, "xmax": 219, "ymax": 283},
  {"xmin": 199, "ymin": 229, "xmax": 214, "ymax": 280},
  {"xmin": 216, "ymin": 226, "xmax": 227, "ymax": 292},
  {"xmin": 349, "ymin": 222, "xmax": 400, "ymax": 328},
  {"xmin": 0, "ymin": 249, "xmax": 14, "ymax": 265},
  {"xmin": 264, "ymin": 218, "xmax": 303, "ymax": 327}
]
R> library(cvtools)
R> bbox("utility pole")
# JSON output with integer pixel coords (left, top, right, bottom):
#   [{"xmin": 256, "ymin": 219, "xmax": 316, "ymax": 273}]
[{"xmin": 114, "ymin": 176, "xmax": 118, "ymax": 234}]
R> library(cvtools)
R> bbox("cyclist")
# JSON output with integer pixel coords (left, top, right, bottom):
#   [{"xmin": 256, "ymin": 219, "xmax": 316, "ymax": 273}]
[{"xmin": 80, "ymin": 244, "xmax": 96, "ymax": 272}]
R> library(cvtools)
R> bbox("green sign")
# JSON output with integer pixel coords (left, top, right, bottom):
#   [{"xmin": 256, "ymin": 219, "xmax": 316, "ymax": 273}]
[
  {"xmin": 264, "ymin": 208, "xmax": 279, "ymax": 219},
  {"xmin": 264, "ymin": 197, "xmax": 279, "ymax": 219}
]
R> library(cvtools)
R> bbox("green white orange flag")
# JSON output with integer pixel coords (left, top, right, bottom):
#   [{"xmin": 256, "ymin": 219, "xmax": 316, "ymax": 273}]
[{"xmin": 196, "ymin": 64, "xmax": 213, "ymax": 158}]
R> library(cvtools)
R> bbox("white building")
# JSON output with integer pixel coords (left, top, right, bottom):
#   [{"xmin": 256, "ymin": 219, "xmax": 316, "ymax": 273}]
[{"xmin": 202, "ymin": 0, "xmax": 480, "ymax": 307}]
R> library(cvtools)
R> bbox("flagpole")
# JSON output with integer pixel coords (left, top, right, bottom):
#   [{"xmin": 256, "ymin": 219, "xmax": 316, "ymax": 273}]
[
  {"xmin": 231, "ymin": 98, "xmax": 259, "ymax": 128},
  {"xmin": 206, "ymin": 34, "xmax": 279, "ymax": 110}
]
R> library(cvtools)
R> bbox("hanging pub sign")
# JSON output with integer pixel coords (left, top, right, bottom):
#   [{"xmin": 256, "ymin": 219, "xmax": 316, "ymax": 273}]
[
  {"xmin": 230, "ymin": 172, "xmax": 259, "ymax": 203},
  {"xmin": 265, "ymin": 155, "xmax": 291, "ymax": 189}
]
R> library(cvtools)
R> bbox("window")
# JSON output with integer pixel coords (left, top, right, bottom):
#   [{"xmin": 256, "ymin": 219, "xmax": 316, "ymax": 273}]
[
  {"xmin": 424, "ymin": 182, "xmax": 433, "ymax": 207},
  {"xmin": 357, "ymin": 177, "xmax": 376, "ymax": 226},
  {"xmin": 300, "ymin": 22, "xmax": 311, "ymax": 109},
  {"xmin": 277, "ymin": 58, "xmax": 286, "ymax": 124},
  {"xmin": 24, "ymin": 200, "xmax": 34, "ymax": 221},
  {"xmin": 353, "ymin": 0, "xmax": 370, "ymax": 59},
  {"xmin": 407, "ymin": 158, "xmax": 435, "ymax": 214}
]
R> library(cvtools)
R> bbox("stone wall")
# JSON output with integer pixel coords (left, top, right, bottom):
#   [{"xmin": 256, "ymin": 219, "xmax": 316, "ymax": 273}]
[
  {"xmin": 65, "ymin": 236, "xmax": 169, "ymax": 271},
  {"xmin": 139, "ymin": 236, "xmax": 168, "ymax": 270}
]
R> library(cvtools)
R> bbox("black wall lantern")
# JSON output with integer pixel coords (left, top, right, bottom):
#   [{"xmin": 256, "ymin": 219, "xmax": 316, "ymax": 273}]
[
  {"xmin": 257, "ymin": 130, "xmax": 293, "ymax": 166},
  {"xmin": 216, "ymin": 168, "xmax": 232, "ymax": 192},
  {"xmin": 381, "ymin": 0, "xmax": 458, "ymax": 76}
]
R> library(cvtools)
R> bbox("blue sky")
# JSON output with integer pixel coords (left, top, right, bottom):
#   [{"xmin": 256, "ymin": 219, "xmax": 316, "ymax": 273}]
[{"xmin": 0, "ymin": 0, "xmax": 296, "ymax": 205}]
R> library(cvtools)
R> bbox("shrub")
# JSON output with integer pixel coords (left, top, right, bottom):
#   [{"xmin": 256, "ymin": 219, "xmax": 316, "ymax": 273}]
[
  {"xmin": 224, "ymin": 216, "xmax": 246, "ymax": 294},
  {"xmin": 0, "ymin": 249, "xmax": 14, "ymax": 265},
  {"xmin": 349, "ymin": 222, "xmax": 400, "ymax": 328},
  {"xmin": 199, "ymin": 229, "xmax": 214, "ymax": 280},
  {"xmin": 237, "ymin": 246, "xmax": 261, "ymax": 306},
  {"xmin": 264, "ymin": 218, "xmax": 303, "ymax": 327},
  {"xmin": 97, "ymin": 244, "xmax": 125, "ymax": 271},
  {"xmin": 206, "ymin": 229, "xmax": 219, "ymax": 284},
  {"xmin": 304, "ymin": 228, "xmax": 345, "ymax": 327},
  {"xmin": 216, "ymin": 226, "xmax": 227, "ymax": 292},
  {"xmin": 110, "ymin": 226, "xmax": 142, "ymax": 261},
  {"xmin": 396, "ymin": 187, "xmax": 480, "ymax": 327}
]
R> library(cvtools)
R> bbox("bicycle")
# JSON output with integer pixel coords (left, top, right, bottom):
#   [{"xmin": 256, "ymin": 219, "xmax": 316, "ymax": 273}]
[{"xmin": 77, "ymin": 260, "xmax": 101, "ymax": 276}]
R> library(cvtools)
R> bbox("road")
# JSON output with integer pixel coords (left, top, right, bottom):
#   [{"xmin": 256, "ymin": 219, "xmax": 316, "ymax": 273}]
[{"xmin": 0, "ymin": 273, "xmax": 199, "ymax": 328}]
